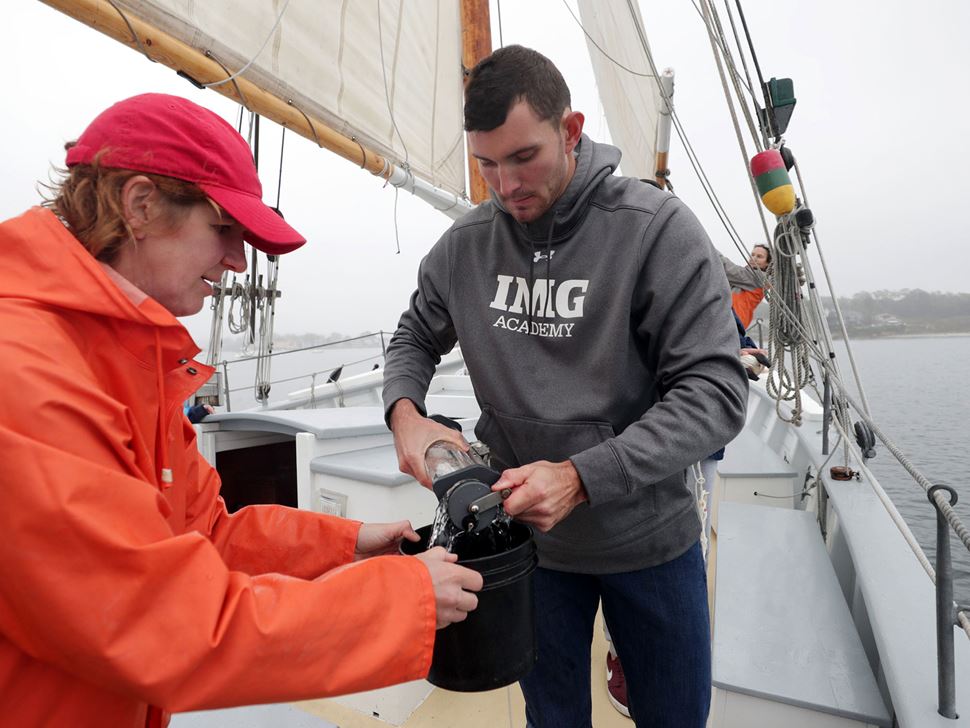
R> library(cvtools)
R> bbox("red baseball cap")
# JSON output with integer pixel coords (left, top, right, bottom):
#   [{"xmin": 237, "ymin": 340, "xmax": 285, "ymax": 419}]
[{"xmin": 66, "ymin": 93, "xmax": 305, "ymax": 255}]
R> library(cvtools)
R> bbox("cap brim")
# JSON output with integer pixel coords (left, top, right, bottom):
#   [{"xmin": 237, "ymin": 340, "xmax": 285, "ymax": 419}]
[{"xmin": 199, "ymin": 183, "xmax": 306, "ymax": 255}]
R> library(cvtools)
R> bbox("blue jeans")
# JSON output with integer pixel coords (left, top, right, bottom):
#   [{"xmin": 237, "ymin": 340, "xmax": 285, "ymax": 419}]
[{"xmin": 520, "ymin": 542, "xmax": 710, "ymax": 728}]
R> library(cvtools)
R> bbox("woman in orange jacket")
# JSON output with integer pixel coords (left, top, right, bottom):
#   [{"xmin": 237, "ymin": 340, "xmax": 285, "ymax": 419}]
[
  {"xmin": 0, "ymin": 94, "xmax": 482, "ymax": 728},
  {"xmin": 719, "ymin": 244, "xmax": 772, "ymax": 329}
]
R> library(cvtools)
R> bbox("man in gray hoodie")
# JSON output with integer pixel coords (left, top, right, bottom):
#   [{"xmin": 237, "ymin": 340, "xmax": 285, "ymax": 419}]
[{"xmin": 382, "ymin": 45, "xmax": 747, "ymax": 728}]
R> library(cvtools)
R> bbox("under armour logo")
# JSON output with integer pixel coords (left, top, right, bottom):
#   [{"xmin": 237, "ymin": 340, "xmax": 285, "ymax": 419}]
[{"xmin": 533, "ymin": 250, "xmax": 556, "ymax": 263}]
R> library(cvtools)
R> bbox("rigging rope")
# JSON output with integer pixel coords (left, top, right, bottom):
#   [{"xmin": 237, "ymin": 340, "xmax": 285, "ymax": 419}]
[
  {"xmin": 569, "ymin": 1, "xmax": 970, "ymax": 639},
  {"xmin": 720, "ymin": 0, "xmax": 757, "ymax": 101},
  {"xmin": 226, "ymin": 279, "xmax": 250, "ymax": 336},
  {"xmin": 561, "ymin": 1, "xmax": 655, "ymax": 78},
  {"xmin": 202, "ymin": 0, "xmax": 292, "ymax": 88},
  {"xmin": 105, "ymin": 0, "xmax": 156, "ymax": 62},
  {"xmin": 254, "ymin": 256, "xmax": 280, "ymax": 404},
  {"xmin": 588, "ymin": 0, "xmax": 970, "ymax": 647},
  {"xmin": 790, "ymin": 160, "xmax": 873, "ymax": 415},
  {"xmin": 702, "ymin": 0, "xmax": 763, "ymax": 149},
  {"xmin": 698, "ymin": 0, "xmax": 772, "ymax": 246},
  {"xmin": 564, "ymin": 0, "xmax": 746, "ymax": 252},
  {"xmin": 691, "ymin": 461, "xmax": 710, "ymax": 559},
  {"xmin": 765, "ymin": 218, "xmax": 810, "ymax": 422},
  {"xmin": 276, "ymin": 128, "xmax": 286, "ymax": 209},
  {"xmin": 730, "ymin": 0, "xmax": 774, "ymax": 139},
  {"xmin": 566, "ymin": 0, "xmax": 850, "ymax": 432},
  {"xmin": 828, "ymin": 412, "xmax": 970, "ymax": 640}
]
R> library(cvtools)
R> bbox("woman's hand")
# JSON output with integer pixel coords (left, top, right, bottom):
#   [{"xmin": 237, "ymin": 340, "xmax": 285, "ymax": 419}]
[{"xmin": 354, "ymin": 520, "xmax": 420, "ymax": 561}]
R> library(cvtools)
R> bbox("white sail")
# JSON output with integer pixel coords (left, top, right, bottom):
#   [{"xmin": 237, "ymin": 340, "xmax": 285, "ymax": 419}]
[
  {"xmin": 577, "ymin": 0, "xmax": 663, "ymax": 181},
  {"xmin": 115, "ymin": 0, "xmax": 468, "ymax": 198}
]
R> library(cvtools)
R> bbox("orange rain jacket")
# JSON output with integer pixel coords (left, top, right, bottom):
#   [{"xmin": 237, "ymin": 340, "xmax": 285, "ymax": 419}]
[
  {"xmin": 0, "ymin": 209, "xmax": 435, "ymax": 727},
  {"xmin": 732, "ymin": 288, "xmax": 765, "ymax": 330}
]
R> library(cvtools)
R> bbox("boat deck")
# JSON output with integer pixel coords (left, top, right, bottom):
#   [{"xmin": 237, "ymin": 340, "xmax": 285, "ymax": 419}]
[
  {"xmin": 185, "ymin": 382, "xmax": 970, "ymax": 727},
  {"xmin": 173, "ymin": 518, "xmax": 723, "ymax": 728},
  {"xmin": 172, "ymin": 606, "xmax": 635, "ymax": 728}
]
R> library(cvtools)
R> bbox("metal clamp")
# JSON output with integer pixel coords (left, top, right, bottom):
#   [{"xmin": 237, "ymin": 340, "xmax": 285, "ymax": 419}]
[{"xmin": 468, "ymin": 489, "xmax": 511, "ymax": 515}]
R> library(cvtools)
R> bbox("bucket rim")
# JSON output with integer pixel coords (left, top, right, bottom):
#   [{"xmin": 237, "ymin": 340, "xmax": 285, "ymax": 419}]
[{"xmin": 401, "ymin": 521, "xmax": 535, "ymax": 566}]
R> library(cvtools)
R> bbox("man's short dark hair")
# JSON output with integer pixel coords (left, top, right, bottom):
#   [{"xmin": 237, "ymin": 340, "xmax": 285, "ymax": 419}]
[{"xmin": 464, "ymin": 45, "xmax": 571, "ymax": 132}]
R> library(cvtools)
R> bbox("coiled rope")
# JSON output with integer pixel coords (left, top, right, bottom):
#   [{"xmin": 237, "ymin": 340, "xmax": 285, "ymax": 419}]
[
  {"xmin": 691, "ymin": 461, "xmax": 710, "ymax": 559},
  {"xmin": 765, "ymin": 218, "xmax": 810, "ymax": 423},
  {"xmin": 226, "ymin": 278, "xmax": 250, "ymax": 337}
]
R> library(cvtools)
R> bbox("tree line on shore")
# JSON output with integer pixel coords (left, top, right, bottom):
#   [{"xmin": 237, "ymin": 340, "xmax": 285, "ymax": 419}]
[
  {"xmin": 746, "ymin": 289, "xmax": 970, "ymax": 338},
  {"xmin": 825, "ymin": 290, "xmax": 970, "ymax": 336},
  {"xmin": 221, "ymin": 289, "xmax": 970, "ymax": 348}
]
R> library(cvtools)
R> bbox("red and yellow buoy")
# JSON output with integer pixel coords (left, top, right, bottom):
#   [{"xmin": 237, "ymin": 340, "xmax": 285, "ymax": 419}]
[{"xmin": 751, "ymin": 149, "xmax": 795, "ymax": 215}]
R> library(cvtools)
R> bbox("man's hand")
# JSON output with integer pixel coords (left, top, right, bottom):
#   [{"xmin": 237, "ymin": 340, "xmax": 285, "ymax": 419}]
[
  {"xmin": 389, "ymin": 398, "xmax": 469, "ymax": 488},
  {"xmin": 414, "ymin": 547, "xmax": 484, "ymax": 629},
  {"xmin": 354, "ymin": 520, "xmax": 420, "ymax": 561},
  {"xmin": 740, "ymin": 347, "xmax": 771, "ymax": 368},
  {"xmin": 739, "ymin": 347, "xmax": 770, "ymax": 381},
  {"xmin": 493, "ymin": 460, "xmax": 589, "ymax": 533}
]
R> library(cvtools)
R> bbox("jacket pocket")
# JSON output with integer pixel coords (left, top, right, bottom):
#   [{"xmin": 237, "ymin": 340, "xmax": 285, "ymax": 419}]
[
  {"xmin": 476, "ymin": 405, "xmax": 616, "ymax": 468},
  {"xmin": 476, "ymin": 406, "xmax": 660, "ymax": 545}
]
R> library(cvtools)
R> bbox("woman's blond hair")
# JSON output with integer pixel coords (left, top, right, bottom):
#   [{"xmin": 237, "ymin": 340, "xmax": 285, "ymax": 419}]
[{"xmin": 43, "ymin": 145, "xmax": 210, "ymax": 262}]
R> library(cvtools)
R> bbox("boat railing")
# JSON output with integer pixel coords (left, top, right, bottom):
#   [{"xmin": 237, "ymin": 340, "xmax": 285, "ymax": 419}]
[
  {"xmin": 826, "ymin": 376, "xmax": 970, "ymax": 718},
  {"xmin": 748, "ymin": 317, "xmax": 765, "ymax": 349},
  {"xmin": 213, "ymin": 331, "xmax": 390, "ymax": 411},
  {"xmin": 742, "ymin": 200, "xmax": 969, "ymax": 714}
]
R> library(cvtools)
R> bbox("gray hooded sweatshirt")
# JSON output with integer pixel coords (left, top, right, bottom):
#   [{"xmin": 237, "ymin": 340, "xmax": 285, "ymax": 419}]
[{"xmin": 383, "ymin": 135, "xmax": 747, "ymax": 573}]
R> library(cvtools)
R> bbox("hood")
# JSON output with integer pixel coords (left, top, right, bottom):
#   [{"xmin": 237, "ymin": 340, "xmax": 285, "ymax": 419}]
[
  {"xmin": 0, "ymin": 207, "xmax": 190, "ymax": 335},
  {"xmin": 491, "ymin": 134, "xmax": 621, "ymax": 242},
  {"xmin": 1, "ymin": 207, "xmax": 206, "ymax": 488}
]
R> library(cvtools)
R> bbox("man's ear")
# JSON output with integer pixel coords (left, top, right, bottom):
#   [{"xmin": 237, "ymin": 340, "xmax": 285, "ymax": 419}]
[
  {"xmin": 120, "ymin": 175, "xmax": 159, "ymax": 238},
  {"xmin": 561, "ymin": 110, "xmax": 585, "ymax": 154}
]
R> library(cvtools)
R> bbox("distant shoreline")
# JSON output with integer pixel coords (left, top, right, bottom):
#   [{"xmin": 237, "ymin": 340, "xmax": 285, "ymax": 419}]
[{"xmin": 831, "ymin": 330, "xmax": 970, "ymax": 341}]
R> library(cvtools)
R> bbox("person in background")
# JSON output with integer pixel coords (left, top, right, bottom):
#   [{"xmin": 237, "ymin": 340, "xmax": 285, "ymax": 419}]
[
  {"xmin": 720, "ymin": 243, "xmax": 771, "ymax": 328},
  {"xmin": 0, "ymin": 93, "xmax": 482, "ymax": 728},
  {"xmin": 693, "ymin": 311, "xmax": 770, "ymax": 556},
  {"xmin": 382, "ymin": 45, "xmax": 747, "ymax": 728},
  {"xmin": 184, "ymin": 401, "xmax": 214, "ymax": 423}
]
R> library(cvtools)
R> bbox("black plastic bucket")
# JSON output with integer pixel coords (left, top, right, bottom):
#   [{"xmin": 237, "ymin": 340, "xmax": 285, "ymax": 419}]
[{"xmin": 401, "ymin": 521, "xmax": 537, "ymax": 692}]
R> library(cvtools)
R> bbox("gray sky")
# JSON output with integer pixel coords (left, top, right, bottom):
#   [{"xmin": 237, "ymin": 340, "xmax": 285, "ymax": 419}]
[{"xmin": 4, "ymin": 1, "xmax": 968, "ymax": 343}]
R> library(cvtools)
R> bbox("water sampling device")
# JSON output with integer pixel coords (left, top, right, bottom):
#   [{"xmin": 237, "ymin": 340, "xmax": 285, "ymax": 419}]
[{"xmin": 400, "ymin": 435, "xmax": 538, "ymax": 691}]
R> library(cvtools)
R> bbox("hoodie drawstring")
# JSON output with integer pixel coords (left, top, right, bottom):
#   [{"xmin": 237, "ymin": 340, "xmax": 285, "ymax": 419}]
[
  {"xmin": 527, "ymin": 216, "xmax": 559, "ymax": 333},
  {"xmin": 545, "ymin": 218, "xmax": 555, "ymax": 315},
  {"xmin": 528, "ymin": 238, "xmax": 537, "ymax": 333},
  {"xmin": 153, "ymin": 329, "xmax": 173, "ymax": 486}
]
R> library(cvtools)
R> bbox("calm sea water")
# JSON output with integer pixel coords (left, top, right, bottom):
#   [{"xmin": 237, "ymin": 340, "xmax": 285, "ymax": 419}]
[{"xmin": 217, "ymin": 335, "xmax": 970, "ymax": 597}]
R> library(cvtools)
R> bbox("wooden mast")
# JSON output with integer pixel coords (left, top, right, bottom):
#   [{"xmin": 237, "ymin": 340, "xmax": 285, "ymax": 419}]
[
  {"xmin": 460, "ymin": 0, "xmax": 492, "ymax": 204},
  {"xmin": 40, "ymin": 0, "xmax": 405, "ymax": 183}
]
